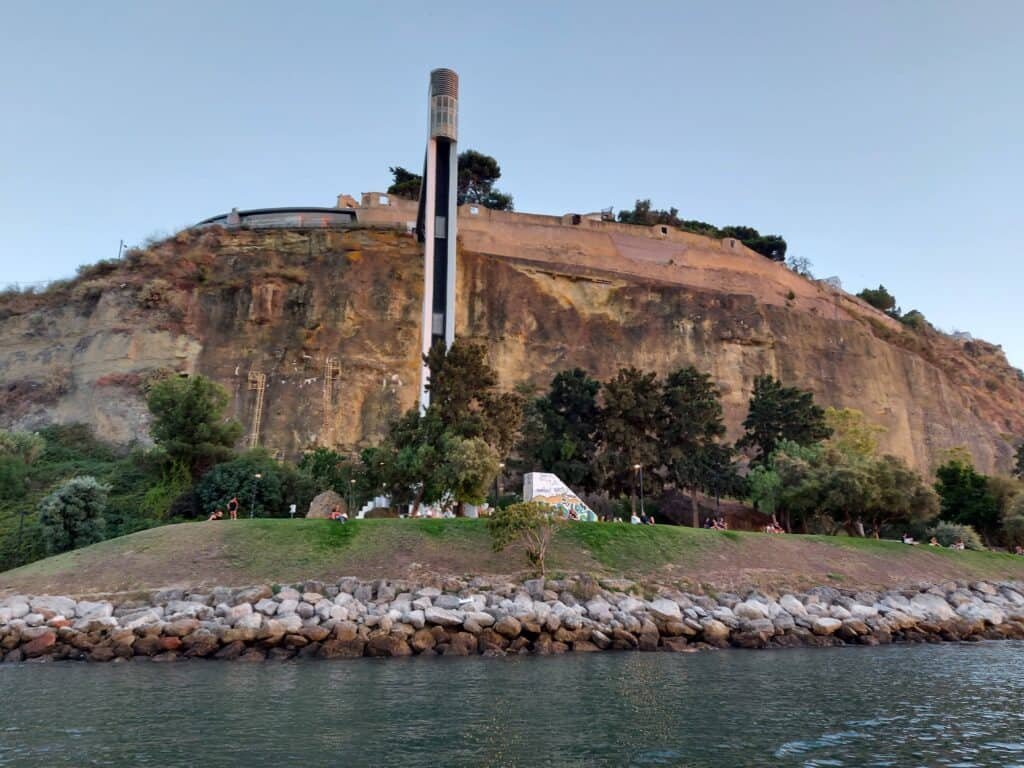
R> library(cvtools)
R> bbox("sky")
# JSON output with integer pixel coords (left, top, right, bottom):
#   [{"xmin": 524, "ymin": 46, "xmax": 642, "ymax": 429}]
[{"xmin": 1, "ymin": 1, "xmax": 1022, "ymax": 367}]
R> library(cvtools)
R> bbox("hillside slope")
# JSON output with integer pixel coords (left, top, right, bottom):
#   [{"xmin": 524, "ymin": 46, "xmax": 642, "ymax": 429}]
[
  {"xmin": 1, "ymin": 219, "xmax": 1021, "ymax": 472},
  {"xmin": 2, "ymin": 520, "xmax": 1023, "ymax": 596}
]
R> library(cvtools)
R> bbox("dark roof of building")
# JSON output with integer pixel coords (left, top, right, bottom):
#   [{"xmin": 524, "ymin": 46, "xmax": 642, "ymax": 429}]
[{"xmin": 195, "ymin": 207, "xmax": 358, "ymax": 225}]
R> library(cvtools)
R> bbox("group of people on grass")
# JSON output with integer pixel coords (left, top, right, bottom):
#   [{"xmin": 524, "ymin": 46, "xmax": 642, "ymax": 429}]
[
  {"xmin": 703, "ymin": 517, "xmax": 730, "ymax": 531},
  {"xmin": 207, "ymin": 497, "xmax": 240, "ymax": 521},
  {"xmin": 902, "ymin": 532, "xmax": 966, "ymax": 550}
]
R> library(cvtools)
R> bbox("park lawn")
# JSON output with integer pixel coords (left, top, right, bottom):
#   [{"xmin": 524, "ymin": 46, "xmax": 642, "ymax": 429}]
[{"xmin": 2, "ymin": 519, "xmax": 1024, "ymax": 597}]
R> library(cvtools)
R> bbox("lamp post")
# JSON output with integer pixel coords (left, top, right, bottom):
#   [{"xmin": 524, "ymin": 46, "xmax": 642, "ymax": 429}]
[
  {"xmin": 633, "ymin": 464, "xmax": 645, "ymax": 519},
  {"xmin": 494, "ymin": 462, "xmax": 505, "ymax": 510},
  {"xmin": 349, "ymin": 478, "xmax": 356, "ymax": 517},
  {"xmin": 250, "ymin": 473, "xmax": 262, "ymax": 519}
]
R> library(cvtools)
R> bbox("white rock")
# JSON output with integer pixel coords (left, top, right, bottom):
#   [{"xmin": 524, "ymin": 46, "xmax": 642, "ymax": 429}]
[
  {"xmin": 276, "ymin": 587, "xmax": 301, "ymax": 602},
  {"xmin": 225, "ymin": 603, "xmax": 253, "ymax": 624},
  {"xmin": 812, "ymin": 617, "xmax": 842, "ymax": 636},
  {"xmin": 23, "ymin": 613, "xmax": 45, "ymax": 627},
  {"xmin": 411, "ymin": 597, "xmax": 433, "ymax": 611},
  {"xmin": 329, "ymin": 606, "xmax": 349, "ymax": 622},
  {"xmin": 957, "ymin": 602, "xmax": 1006, "ymax": 626},
  {"xmin": 254, "ymin": 599, "xmax": 278, "ymax": 616},
  {"xmin": 404, "ymin": 609, "xmax": 426, "ymax": 629},
  {"xmin": 123, "ymin": 609, "xmax": 162, "ymax": 631},
  {"xmin": 236, "ymin": 613, "xmax": 263, "ymax": 631},
  {"xmin": 779, "ymin": 595, "xmax": 807, "ymax": 618},
  {"xmin": 648, "ymin": 598, "xmax": 683, "ymax": 622},
  {"xmin": 76, "ymin": 601, "xmax": 114, "ymax": 620},
  {"xmin": 465, "ymin": 611, "xmax": 495, "ymax": 628},
  {"xmin": 277, "ymin": 599, "xmax": 299, "ymax": 616},
  {"xmin": 415, "ymin": 587, "xmax": 441, "ymax": 599},
  {"xmin": 733, "ymin": 600, "xmax": 770, "ymax": 621},
  {"xmin": 333, "ymin": 593, "xmax": 354, "ymax": 607},
  {"xmin": 424, "ymin": 606, "xmax": 463, "ymax": 627},
  {"xmin": 829, "ymin": 605, "xmax": 852, "ymax": 620},
  {"xmin": 30, "ymin": 596, "xmax": 77, "ymax": 617},
  {"xmin": 850, "ymin": 604, "xmax": 879, "ymax": 619},
  {"xmin": 618, "ymin": 597, "xmax": 646, "ymax": 614},
  {"xmin": 278, "ymin": 614, "xmax": 303, "ymax": 633},
  {"xmin": 909, "ymin": 593, "xmax": 956, "ymax": 622}
]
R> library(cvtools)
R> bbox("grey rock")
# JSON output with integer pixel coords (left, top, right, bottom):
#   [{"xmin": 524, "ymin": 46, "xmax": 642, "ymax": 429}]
[{"xmin": 424, "ymin": 607, "xmax": 463, "ymax": 627}]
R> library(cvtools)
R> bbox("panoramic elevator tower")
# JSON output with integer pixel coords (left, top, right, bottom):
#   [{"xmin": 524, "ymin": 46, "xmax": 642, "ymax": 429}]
[{"xmin": 417, "ymin": 68, "xmax": 459, "ymax": 411}]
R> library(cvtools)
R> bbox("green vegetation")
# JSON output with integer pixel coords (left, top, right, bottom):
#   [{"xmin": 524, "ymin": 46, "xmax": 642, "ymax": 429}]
[
  {"xmin": 488, "ymin": 501, "xmax": 566, "ymax": 575},
  {"xmin": 739, "ymin": 374, "xmax": 832, "ymax": 462},
  {"xmin": 617, "ymin": 200, "xmax": 787, "ymax": 261},
  {"xmin": 146, "ymin": 375, "xmax": 242, "ymax": 480},
  {"xmin": 857, "ymin": 285, "xmax": 899, "ymax": 315},
  {"xmin": 38, "ymin": 476, "xmax": 110, "ymax": 555},
  {"xmin": 1014, "ymin": 441, "xmax": 1024, "ymax": 479},
  {"xmin": 387, "ymin": 149, "xmax": 515, "ymax": 211}
]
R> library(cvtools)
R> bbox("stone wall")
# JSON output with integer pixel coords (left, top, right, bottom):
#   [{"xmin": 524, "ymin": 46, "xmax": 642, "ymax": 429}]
[{"xmin": 2, "ymin": 577, "xmax": 1023, "ymax": 663}]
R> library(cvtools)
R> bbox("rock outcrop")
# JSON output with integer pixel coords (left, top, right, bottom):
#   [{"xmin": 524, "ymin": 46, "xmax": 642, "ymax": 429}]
[{"xmin": 1, "ymin": 217, "xmax": 1022, "ymax": 473}]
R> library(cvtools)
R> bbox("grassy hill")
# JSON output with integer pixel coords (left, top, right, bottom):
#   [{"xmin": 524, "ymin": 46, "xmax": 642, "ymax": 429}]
[{"xmin": 2, "ymin": 519, "xmax": 1024, "ymax": 597}]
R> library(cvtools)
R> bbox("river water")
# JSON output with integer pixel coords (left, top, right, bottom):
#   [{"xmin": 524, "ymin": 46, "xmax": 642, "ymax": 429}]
[{"xmin": 1, "ymin": 642, "xmax": 1023, "ymax": 767}]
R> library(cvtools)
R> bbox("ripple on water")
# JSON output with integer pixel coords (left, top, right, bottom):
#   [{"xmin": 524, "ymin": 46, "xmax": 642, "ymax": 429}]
[{"xmin": 0, "ymin": 642, "xmax": 1022, "ymax": 767}]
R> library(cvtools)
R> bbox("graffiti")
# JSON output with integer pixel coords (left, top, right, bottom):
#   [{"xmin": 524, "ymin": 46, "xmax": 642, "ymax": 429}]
[{"xmin": 523, "ymin": 472, "xmax": 596, "ymax": 522}]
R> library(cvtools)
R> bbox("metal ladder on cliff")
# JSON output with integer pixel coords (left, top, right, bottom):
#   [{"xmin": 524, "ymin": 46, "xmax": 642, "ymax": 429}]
[
  {"xmin": 322, "ymin": 356, "xmax": 341, "ymax": 444},
  {"xmin": 247, "ymin": 370, "xmax": 267, "ymax": 449}
]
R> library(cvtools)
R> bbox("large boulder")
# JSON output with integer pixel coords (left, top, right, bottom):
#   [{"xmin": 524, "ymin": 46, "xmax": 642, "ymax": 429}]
[{"xmin": 307, "ymin": 490, "xmax": 347, "ymax": 519}]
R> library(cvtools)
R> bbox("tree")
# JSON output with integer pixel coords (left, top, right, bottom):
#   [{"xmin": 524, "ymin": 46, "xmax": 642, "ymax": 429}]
[
  {"xmin": 488, "ymin": 501, "xmax": 566, "ymax": 575},
  {"xmin": 0, "ymin": 429, "xmax": 45, "ymax": 501},
  {"xmin": 934, "ymin": 456, "xmax": 1000, "ymax": 540},
  {"xmin": 38, "ymin": 476, "xmax": 109, "ymax": 554},
  {"xmin": 660, "ymin": 366, "xmax": 728, "ymax": 526},
  {"xmin": 1014, "ymin": 441, "xmax": 1024, "ymax": 479},
  {"xmin": 824, "ymin": 407, "xmax": 886, "ymax": 458},
  {"xmin": 857, "ymin": 285, "xmax": 898, "ymax": 315},
  {"xmin": 596, "ymin": 367, "xmax": 663, "ymax": 513},
  {"xmin": 1003, "ymin": 493, "xmax": 1024, "ymax": 548},
  {"xmin": 387, "ymin": 166, "xmax": 422, "ymax": 200},
  {"xmin": 720, "ymin": 227, "xmax": 787, "ymax": 261},
  {"xmin": 863, "ymin": 454, "xmax": 939, "ymax": 537},
  {"xmin": 457, "ymin": 150, "xmax": 514, "ymax": 210},
  {"xmin": 518, "ymin": 369, "xmax": 601, "ymax": 493},
  {"xmin": 299, "ymin": 447, "xmax": 358, "ymax": 494},
  {"xmin": 440, "ymin": 435, "xmax": 501, "ymax": 509},
  {"xmin": 739, "ymin": 375, "xmax": 832, "ymax": 463},
  {"xmin": 196, "ymin": 451, "xmax": 286, "ymax": 518},
  {"xmin": 425, "ymin": 339, "xmax": 523, "ymax": 456},
  {"xmin": 147, "ymin": 375, "xmax": 243, "ymax": 480},
  {"xmin": 786, "ymin": 255, "xmax": 814, "ymax": 278}
]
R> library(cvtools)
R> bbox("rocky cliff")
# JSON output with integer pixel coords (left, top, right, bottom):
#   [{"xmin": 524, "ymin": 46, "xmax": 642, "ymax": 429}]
[{"xmin": 1, "ymin": 216, "xmax": 1021, "ymax": 474}]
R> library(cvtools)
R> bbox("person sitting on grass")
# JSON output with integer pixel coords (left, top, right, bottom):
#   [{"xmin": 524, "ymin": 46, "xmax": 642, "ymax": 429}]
[
  {"xmin": 207, "ymin": 509, "xmax": 224, "ymax": 521},
  {"xmin": 630, "ymin": 512, "xmax": 641, "ymax": 525},
  {"xmin": 952, "ymin": 539, "xmax": 965, "ymax": 551},
  {"xmin": 929, "ymin": 536, "xmax": 941, "ymax": 547},
  {"xmin": 1014, "ymin": 545, "xmax": 1024, "ymax": 556},
  {"xmin": 645, "ymin": 514, "xmax": 655, "ymax": 526},
  {"xmin": 901, "ymin": 532, "xmax": 917, "ymax": 545}
]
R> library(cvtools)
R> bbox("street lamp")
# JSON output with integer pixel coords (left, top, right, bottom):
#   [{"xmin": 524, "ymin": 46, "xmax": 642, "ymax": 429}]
[
  {"xmin": 250, "ymin": 473, "xmax": 262, "ymax": 519},
  {"xmin": 349, "ymin": 478, "xmax": 356, "ymax": 517},
  {"xmin": 494, "ymin": 462, "xmax": 505, "ymax": 510},
  {"xmin": 633, "ymin": 464, "xmax": 645, "ymax": 519}
]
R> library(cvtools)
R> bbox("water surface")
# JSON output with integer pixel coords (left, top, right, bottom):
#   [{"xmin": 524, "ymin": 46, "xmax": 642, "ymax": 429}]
[{"xmin": 2, "ymin": 642, "xmax": 1023, "ymax": 767}]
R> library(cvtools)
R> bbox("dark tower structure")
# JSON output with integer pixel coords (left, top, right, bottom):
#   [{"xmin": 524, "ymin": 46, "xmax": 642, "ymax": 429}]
[{"xmin": 417, "ymin": 68, "xmax": 459, "ymax": 410}]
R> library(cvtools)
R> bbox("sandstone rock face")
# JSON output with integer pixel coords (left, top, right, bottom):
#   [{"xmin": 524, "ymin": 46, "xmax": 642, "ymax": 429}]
[{"xmin": 1, "ymin": 226, "xmax": 1020, "ymax": 475}]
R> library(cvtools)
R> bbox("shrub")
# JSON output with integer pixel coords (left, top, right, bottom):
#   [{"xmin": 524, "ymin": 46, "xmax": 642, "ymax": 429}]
[
  {"xmin": 488, "ymin": 501, "xmax": 566, "ymax": 575},
  {"xmin": 927, "ymin": 521, "xmax": 985, "ymax": 550},
  {"xmin": 196, "ymin": 452, "xmax": 293, "ymax": 518},
  {"xmin": 38, "ymin": 476, "xmax": 110, "ymax": 554},
  {"xmin": 1003, "ymin": 515, "xmax": 1024, "ymax": 549}
]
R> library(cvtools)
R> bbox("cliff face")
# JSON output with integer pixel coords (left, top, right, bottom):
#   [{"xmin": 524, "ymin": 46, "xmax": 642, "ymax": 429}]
[{"xmin": 1, "ymin": 220, "xmax": 1022, "ymax": 474}]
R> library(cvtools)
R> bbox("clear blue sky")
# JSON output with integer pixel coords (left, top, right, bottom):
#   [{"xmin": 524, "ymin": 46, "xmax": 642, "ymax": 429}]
[{"xmin": 2, "ymin": 1, "xmax": 1021, "ymax": 367}]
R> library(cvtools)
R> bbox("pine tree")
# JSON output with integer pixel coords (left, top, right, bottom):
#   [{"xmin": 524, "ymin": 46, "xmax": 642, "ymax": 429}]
[{"xmin": 739, "ymin": 375, "xmax": 832, "ymax": 462}]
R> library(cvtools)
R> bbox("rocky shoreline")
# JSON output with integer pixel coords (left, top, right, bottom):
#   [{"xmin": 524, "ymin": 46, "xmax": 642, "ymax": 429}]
[{"xmin": 2, "ymin": 576, "xmax": 1023, "ymax": 664}]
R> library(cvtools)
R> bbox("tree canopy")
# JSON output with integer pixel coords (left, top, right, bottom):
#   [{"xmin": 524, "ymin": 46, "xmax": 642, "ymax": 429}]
[
  {"xmin": 386, "ymin": 150, "xmax": 514, "ymax": 210},
  {"xmin": 739, "ymin": 375, "xmax": 832, "ymax": 463},
  {"xmin": 857, "ymin": 285, "xmax": 900, "ymax": 316},
  {"xmin": 38, "ymin": 476, "xmax": 109, "ymax": 555},
  {"xmin": 934, "ymin": 455, "xmax": 1001, "ymax": 540},
  {"xmin": 1014, "ymin": 441, "xmax": 1024, "ymax": 479},
  {"xmin": 147, "ymin": 375, "xmax": 243, "ymax": 480},
  {"xmin": 595, "ymin": 367, "xmax": 663, "ymax": 505}
]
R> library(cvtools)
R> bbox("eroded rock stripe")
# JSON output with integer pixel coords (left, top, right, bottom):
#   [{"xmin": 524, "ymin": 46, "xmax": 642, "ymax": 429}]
[{"xmin": 2, "ymin": 577, "xmax": 1023, "ymax": 663}]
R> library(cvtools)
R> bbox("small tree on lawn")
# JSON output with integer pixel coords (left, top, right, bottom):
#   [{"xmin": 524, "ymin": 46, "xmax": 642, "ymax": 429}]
[
  {"xmin": 38, "ymin": 476, "xmax": 110, "ymax": 554},
  {"xmin": 488, "ymin": 501, "xmax": 565, "ymax": 576}
]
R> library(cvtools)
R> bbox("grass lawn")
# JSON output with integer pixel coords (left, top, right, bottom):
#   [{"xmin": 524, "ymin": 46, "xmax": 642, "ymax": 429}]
[{"xmin": 2, "ymin": 519, "xmax": 1023, "ymax": 596}]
